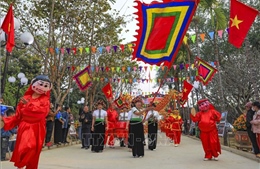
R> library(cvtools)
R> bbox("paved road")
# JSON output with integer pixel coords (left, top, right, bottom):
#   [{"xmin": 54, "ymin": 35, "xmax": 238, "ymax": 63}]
[{"xmin": 1, "ymin": 134, "xmax": 259, "ymax": 169}]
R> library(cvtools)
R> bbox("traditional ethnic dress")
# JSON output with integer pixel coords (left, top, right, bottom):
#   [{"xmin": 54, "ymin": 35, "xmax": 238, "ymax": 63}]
[
  {"xmin": 164, "ymin": 115, "xmax": 171, "ymax": 140},
  {"xmin": 91, "ymin": 109, "xmax": 107, "ymax": 153},
  {"xmin": 128, "ymin": 107, "xmax": 145, "ymax": 157},
  {"xmin": 145, "ymin": 110, "xmax": 160, "ymax": 150},
  {"xmin": 3, "ymin": 86, "xmax": 50, "ymax": 169},
  {"xmin": 105, "ymin": 107, "xmax": 118, "ymax": 147},
  {"xmin": 117, "ymin": 111, "xmax": 128, "ymax": 147},
  {"xmin": 168, "ymin": 113, "xmax": 183, "ymax": 146}
]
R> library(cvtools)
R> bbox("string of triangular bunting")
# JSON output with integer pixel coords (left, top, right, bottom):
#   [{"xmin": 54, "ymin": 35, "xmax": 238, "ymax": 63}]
[
  {"xmin": 183, "ymin": 29, "xmax": 227, "ymax": 44},
  {"xmin": 46, "ymin": 44, "xmax": 133, "ymax": 55},
  {"xmin": 63, "ymin": 61, "xmax": 218, "ymax": 72}
]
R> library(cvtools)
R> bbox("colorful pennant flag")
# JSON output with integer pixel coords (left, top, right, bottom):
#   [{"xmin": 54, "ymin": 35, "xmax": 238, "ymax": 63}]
[
  {"xmin": 1, "ymin": 4, "xmax": 15, "ymax": 52},
  {"xmin": 73, "ymin": 66, "xmax": 92, "ymax": 91},
  {"xmin": 114, "ymin": 95, "xmax": 124, "ymax": 108},
  {"xmin": 228, "ymin": 0, "xmax": 258, "ymax": 48},
  {"xmin": 195, "ymin": 57, "xmax": 217, "ymax": 86},
  {"xmin": 132, "ymin": 0, "xmax": 199, "ymax": 67},
  {"xmin": 102, "ymin": 83, "xmax": 113, "ymax": 99}
]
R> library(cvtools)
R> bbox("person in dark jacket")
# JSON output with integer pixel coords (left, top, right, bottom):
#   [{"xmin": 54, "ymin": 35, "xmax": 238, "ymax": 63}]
[
  {"xmin": 61, "ymin": 106, "xmax": 72, "ymax": 144},
  {"xmin": 245, "ymin": 102, "xmax": 259, "ymax": 155},
  {"xmin": 79, "ymin": 106, "xmax": 92, "ymax": 149},
  {"xmin": 45, "ymin": 104, "xmax": 61, "ymax": 147}
]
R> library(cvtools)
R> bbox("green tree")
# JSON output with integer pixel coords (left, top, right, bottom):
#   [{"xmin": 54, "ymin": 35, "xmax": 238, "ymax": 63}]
[
  {"xmin": 1, "ymin": 0, "xmax": 139, "ymax": 111},
  {"xmin": 1, "ymin": 53, "xmax": 42, "ymax": 106}
]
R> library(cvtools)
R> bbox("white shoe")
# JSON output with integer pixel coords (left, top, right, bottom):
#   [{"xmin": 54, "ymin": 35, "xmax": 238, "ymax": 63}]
[
  {"xmin": 213, "ymin": 157, "xmax": 219, "ymax": 161},
  {"xmin": 204, "ymin": 158, "xmax": 210, "ymax": 161},
  {"xmin": 174, "ymin": 144, "xmax": 178, "ymax": 147}
]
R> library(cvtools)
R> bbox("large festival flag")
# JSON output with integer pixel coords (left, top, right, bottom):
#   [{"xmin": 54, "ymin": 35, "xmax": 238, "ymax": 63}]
[
  {"xmin": 102, "ymin": 83, "xmax": 113, "ymax": 99},
  {"xmin": 73, "ymin": 66, "xmax": 92, "ymax": 91},
  {"xmin": 228, "ymin": 0, "xmax": 259, "ymax": 48},
  {"xmin": 132, "ymin": 0, "xmax": 199, "ymax": 67},
  {"xmin": 195, "ymin": 57, "xmax": 217, "ymax": 86},
  {"xmin": 1, "ymin": 4, "xmax": 15, "ymax": 52}
]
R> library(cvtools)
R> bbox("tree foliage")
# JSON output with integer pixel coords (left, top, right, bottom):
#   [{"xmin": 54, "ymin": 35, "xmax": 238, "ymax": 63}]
[
  {"xmin": 0, "ymin": 0, "xmax": 140, "ymax": 115},
  {"xmin": 154, "ymin": 0, "xmax": 260, "ymax": 122}
]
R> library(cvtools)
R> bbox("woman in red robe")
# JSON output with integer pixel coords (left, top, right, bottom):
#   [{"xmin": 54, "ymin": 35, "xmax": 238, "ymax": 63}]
[
  {"xmin": 1, "ymin": 75, "xmax": 52, "ymax": 169},
  {"xmin": 190, "ymin": 98, "xmax": 221, "ymax": 161},
  {"xmin": 105, "ymin": 103, "xmax": 118, "ymax": 148}
]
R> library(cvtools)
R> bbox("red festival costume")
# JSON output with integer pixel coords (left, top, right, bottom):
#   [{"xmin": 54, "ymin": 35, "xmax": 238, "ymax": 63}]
[
  {"xmin": 116, "ymin": 106, "xmax": 128, "ymax": 143},
  {"xmin": 2, "ymin": 75, "xmax": 52, "ymax": 169},
  {"xmin": 190, "ymin": 99, "xmax": 221, "ymax": 160},
  {"xmin": 105, "ymin": 107, "xmax": 118, "ymax": 146},
  {"xmin": 164, "ymin": 115, "xmax": 171, "ymax": 139},
  {"xmin": 168, "ymin": 112, "xmax": 183, "ymax": 145}
]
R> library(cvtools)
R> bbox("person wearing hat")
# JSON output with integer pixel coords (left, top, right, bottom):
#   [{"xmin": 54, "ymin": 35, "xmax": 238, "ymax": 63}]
[
  {"xmin": 126, "ymin": 96, "xmax": 151, "ymax": 158},
  {"xmin": 145, "ymin": 102, "xmax": 160, "ymax": 150},
  {"xmin": 245, "ymin": 101, "xmax": 259, "ymax": 156},
  {"xmin": 91, "ymin": 100, "xmax": 108, "ymax": 153},
  {"xmin": 190, "ymin": 98, "xmax": 221, "ymax": 161},
  {"xmin": 163, "ymin": 109, "xmax": 173, "ymax": 142},
  {"xmin": 117, "ymin": 103, "xmax": 129, "ymax": 147},
  {"xmin": 168, "ymin": 109, "xmax": 183, "ymax": 147}
]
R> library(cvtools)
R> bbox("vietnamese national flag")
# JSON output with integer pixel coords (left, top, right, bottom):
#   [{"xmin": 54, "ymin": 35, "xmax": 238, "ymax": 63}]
[
  {"xmin": 102, "ymin": 83, "xmax": 113, "ymax": 99},
  {"xmin": 1, "ymin": 4, "xmax": 15, "ymax": 52},
  {"xmin": 181, "ymin": 80, "xmax": 193, "ymax": 101},
  {"xmin": 228, "ymin": 0, "xmax": 259, "ymax": 48}
]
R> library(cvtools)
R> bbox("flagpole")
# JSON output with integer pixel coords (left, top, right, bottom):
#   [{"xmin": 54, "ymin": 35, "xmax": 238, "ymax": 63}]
[
  {"xmin": 214, "ymin": 28, "xmax": 227, "ymax": 146},
  {"xmin": 0, "ymin": 31, "xmax": 2, "ymax": 97}
]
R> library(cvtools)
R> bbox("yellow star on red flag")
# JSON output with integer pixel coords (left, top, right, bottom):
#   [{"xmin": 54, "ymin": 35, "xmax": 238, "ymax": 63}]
[
  {"xmin": 102, "ymin": 83, "xmax": 113, "ymax": 99},
  {"xmin": 230, "ymin": 15, "xmax": 243, "ymax": 29}
]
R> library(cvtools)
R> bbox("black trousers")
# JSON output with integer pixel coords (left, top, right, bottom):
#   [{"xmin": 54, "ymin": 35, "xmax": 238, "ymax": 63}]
[
  {"xmin": 247, "ymin": 127, "xmax": 259, "ymax": 154},
  {"xmin": 62, "ymin": 125, "xmax": 70, "ymax": 143},
  {"xmin": 148, "ymin": 122, "xmax": 158, "ymax": 150},
  {"xmin": 91, "ymin": 122, "xmax": 105, "ymax": 152},
  {"xmin": 130, "ymin": 121, "xmax": 144, "ymax": 157},
  {"xmin": 81, "ymin": 126, "xmax": 92, "ymax": 147},
  {"xmin": 54, "ymin": 120, "xmax": 62, "ymax": 144},
  {"xmin": 128, "ymin": 122, "xmax": 133, "ymax": 149},
  {"xmin": 45, "ymin": 120, "xmax": 54, "ymax": 143},
  {"xmin": 1, "ymin": 137, "xmax": 9, "ymax": 160}
]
